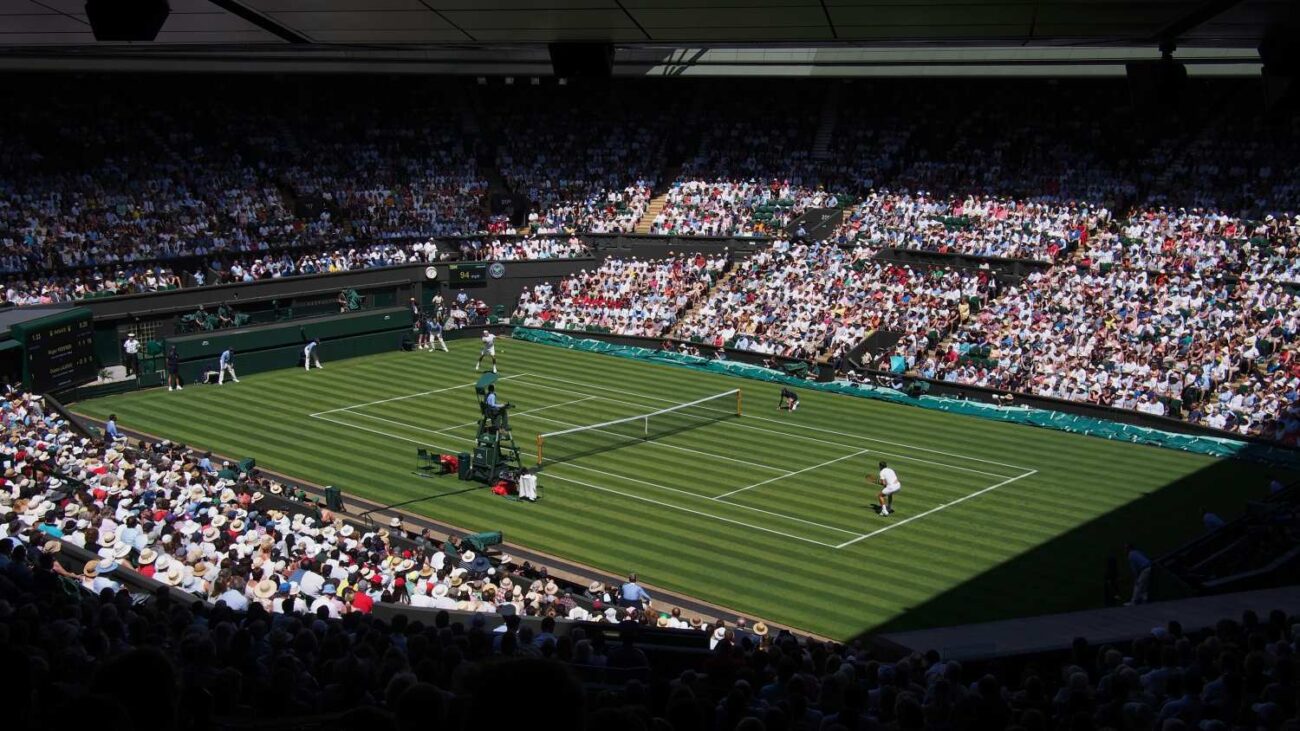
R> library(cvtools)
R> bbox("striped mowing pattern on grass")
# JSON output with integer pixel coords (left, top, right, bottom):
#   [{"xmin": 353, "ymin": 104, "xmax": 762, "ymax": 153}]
[{"xmin": 70, "ymin": 337, "xmax": 1289, "ymax": 640}]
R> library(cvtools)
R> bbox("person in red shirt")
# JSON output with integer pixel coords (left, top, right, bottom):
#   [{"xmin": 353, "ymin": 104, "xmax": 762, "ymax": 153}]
[{"xmin": 349, "ymin": 587, "xmax": 374, "ymax": 614}]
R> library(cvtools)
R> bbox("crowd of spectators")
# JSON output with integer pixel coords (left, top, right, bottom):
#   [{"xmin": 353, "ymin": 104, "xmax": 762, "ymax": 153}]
[
  {"xmin": 875, "ymin": 266, "xmax": 1300, "ymax": 439},
  {"xmin": 1081, "ymin": 208, "xmax": 1300, "ymax": 283},
  {"xmin": 4, "ymin": 478, "xmax": 1298, "ymax": 730},
  {"xmin": 651, "ymin": 181, "xmax": 839, "ymax": 237},
  {"xmin": 832, "ymin": 192, "xmax": 1105, "ymax": 261},
  {"xmin": 452, "ymin": 235, "xmax": 591, "ymax": 262},
  {"xmin": 676, "ymin": 241, "xmax": 997, "ymax": 362},
  {"xmin": 512, "ymin": 254, "xmax": 725, "ymax": 336}
]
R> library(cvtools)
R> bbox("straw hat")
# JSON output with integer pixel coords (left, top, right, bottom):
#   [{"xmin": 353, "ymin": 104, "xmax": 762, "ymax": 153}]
[
  {"xmin": 254, "ymin": 579, "xmax": 277, "ymax": 599},
  {"xmin": 432, "ymin": 583, "xmax": 449, "ymax": 598},
  {"xmin": 389, "ymin": 516, "xmax": 402, "ymax": 529},
  {"xmin": 201, "ymin": 526, "xmax": 219, "ymax": 542},
  {"xmin": 544, "ymin": 581, "xmax": 558, "ymax": 596},
  {"xmin": 137, "ymin": 548, "xmax": 158, "ymax": 565},
  {"xmin": 158, "ymin": 564, "xmax": 183, "ymax": 586},
  {"xmin": 461, "ymin": 550, "xmax": 476, "ymax": 563},
  {"xmin": 752, "ymin": 622, "xmax": 769, "ymax": 637},
  {"xmin": 82, "ymin": 559, "xmax": 101, "ymax": 578},
  {"xmin": 42, "ymin": 540, "xmax": 62, "ymax": 555}
]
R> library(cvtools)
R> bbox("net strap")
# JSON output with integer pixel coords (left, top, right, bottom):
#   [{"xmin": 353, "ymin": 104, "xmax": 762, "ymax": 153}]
[{"xmin": 537, "ymin": 389, "xmax": 738, "ymax": 440}]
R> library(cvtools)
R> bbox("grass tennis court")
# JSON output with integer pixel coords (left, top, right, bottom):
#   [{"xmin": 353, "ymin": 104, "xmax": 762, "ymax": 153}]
[{"xmin": 69, "ymin": 336, "xmax": 1288, "ymax": 640}]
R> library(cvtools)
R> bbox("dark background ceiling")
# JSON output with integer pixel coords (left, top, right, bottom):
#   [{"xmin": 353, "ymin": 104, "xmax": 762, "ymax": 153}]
[{"xmin": 0, "ymin": 0, "xmax": 1292, "ymax": 48}]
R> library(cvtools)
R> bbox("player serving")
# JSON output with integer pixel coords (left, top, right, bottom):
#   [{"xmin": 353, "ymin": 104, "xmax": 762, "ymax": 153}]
[
  {"xmin": 475, "ymin": 330, "xmax": 498, "ymax": 373},
  {"xmin": 875, "ymin": 460, "xmax": 901, "ymax": 516}
]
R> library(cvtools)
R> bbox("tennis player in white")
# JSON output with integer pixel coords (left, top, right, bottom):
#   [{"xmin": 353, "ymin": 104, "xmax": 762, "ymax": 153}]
[
  {"xmin": 876, "ymin": 460, "xmax": 902, "ymax": 516},
  {"xmin": 303, "ymin": 339, "xmax": 323, "ymax": 370},
  {"xmin": 475, "ymin": 331, "xmax": 497, "ymax": 373}
]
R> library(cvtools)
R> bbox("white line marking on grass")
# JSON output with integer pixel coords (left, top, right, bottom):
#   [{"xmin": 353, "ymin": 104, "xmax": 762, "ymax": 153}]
[
  {"xmin": 551, "ymin": 461, "xmax": 862, "ymax": 536},
  {"xmin": 309, "ymin": 373, "xmax": 526, "ymax": 416},
  {"xmin": 519, "ymin": 412, "xmax": 793, "ymax": 475},
  {"xmin": 542, "ymin": 472, "xmax": 843, "ymax": 548},
  {"xmin": 433, "ymin": 396, "xmax": 598, "ymax": 434},
  {"xmin": 712, "ymin": 447, "xmax": 872, "ymax": 499},
  {"xmin": 516, "ymin": 372, "xmax": 1035, "ymax": 474},
  {"xmin": 834, "ymin": 470, "xmax": 1039, "ymax": 549},
  {"xmin": 311, "ymin": 413, "xmax": 465, "ymax": 454},
  {"xmin": 314, "ymin": 410, "xmax": 850, "ymax": 544},
  {"xmin": 511, "ymin": 376, "xmax": 1019, "ymax": 479}
]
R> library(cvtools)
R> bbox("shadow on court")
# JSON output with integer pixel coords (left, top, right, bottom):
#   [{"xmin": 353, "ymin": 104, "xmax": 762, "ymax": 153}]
[{"xmin": 849, "ymin": 455, "xmax": 1289, "ymax": 642}]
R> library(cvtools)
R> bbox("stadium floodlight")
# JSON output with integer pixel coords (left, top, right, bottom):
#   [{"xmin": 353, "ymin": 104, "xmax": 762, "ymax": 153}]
[{"xmin": 535, "ymin": 389, "xmax": 741, "ymax": 466}]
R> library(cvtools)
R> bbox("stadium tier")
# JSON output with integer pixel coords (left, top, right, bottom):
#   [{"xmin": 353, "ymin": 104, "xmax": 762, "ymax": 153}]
[{"xmin": 3, "ymin": 18, "xmax": 1300, "ymax": 728}]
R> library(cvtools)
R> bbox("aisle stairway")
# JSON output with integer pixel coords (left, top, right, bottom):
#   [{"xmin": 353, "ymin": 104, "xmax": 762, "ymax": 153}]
[
  {"xmin": 812, "ymin": 82, "xmax": 842, "ymax": 161},
  {"xmin": 667, "ymin": 260, "xmax": 744, "ymax": 340},
  {"xmin": 635, "ymin": 193, "xmax": 671, "ymax": 234}
]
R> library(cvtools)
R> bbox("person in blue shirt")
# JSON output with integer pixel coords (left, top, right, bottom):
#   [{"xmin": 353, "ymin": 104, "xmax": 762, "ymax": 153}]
[
  {"xmin": 1126, "ymin": 543, "xmax": 1152, "ymax": 605},
  {"xmin": 219, "ymin": 347, "xmax": 239, "ymax": 384},
  {"xmin": 430, "ymin": 318, "xmax": 448, "ymax": 353},
  {"xmin": 619, "ymin": 573, "xmax": 651, "ymax": 608},
  {"xmin": 106, "ymin": 413, "xmax": 123, "ymax": 442}
]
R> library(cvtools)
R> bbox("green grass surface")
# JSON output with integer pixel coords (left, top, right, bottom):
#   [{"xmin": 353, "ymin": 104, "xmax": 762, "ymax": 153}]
[{"xmin": 69, "ymin": 337, "xmax": 1286, "ymax": 640}]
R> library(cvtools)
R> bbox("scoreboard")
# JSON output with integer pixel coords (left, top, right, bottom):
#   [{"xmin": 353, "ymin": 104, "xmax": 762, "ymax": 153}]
[
  {"xmin": 448, "ymin": 262, "xmax": 489, "ymax": 288},
  {"xmin": 10, "ymin": 309, "xmax": 97, "ymax": 393}
]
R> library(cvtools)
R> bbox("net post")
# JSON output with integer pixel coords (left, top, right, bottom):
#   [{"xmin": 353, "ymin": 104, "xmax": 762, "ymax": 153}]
[
  {"xmin": 536, "ymin": 434, "xmax": 543, "ymax": 466},
  {"xmin": 737, "ymin": 389, "xmax": 742, "ymax": 417}
]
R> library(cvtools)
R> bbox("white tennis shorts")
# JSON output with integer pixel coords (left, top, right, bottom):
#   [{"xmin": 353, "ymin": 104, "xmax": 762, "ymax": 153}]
[{"xmin": 882, "ymin": 483, "xmax": 902, "ymax": 495}]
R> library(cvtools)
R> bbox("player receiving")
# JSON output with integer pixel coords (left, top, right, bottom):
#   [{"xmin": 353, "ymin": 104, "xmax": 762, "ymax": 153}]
[
  {"xmin": 779, "ymin": 387, "xmax": 800, "ymax": 411},
  {"xmin": 429, "ymin": 316, "xmax": 448, "ymax": 353},
  {"xmin": 875, "ymin": 460, "xmax": 901, "ymax": 516},
  {"xmin": 475, "ymin": 330, "xmax": 497, "ymax": 373}
]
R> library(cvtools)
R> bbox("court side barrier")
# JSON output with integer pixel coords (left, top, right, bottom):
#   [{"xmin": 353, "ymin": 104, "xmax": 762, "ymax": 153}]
[{"xmin": 512, "ymin": 328, "xmax": 1300, "ymax": 469}]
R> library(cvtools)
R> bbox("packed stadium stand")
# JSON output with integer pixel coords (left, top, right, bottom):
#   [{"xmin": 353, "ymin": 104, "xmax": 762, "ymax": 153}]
[{"xmin": 4, "ymin": 2, "xmax": 1300, "ymax": 728}]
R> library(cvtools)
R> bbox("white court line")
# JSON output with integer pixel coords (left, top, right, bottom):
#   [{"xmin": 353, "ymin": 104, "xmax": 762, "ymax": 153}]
[
  {"xmin": 542, "ymin": 472, "xmax": 844, "ymax": 548},
  {"xmin": 515, "ymin": 371, "xmax": 1036, "ymax": 474},
  {"xmin": 433, "ymin": 396, "xmax": 598, "ymax": 434},
  {"xmin": 312, "ymin": 410, "xmax": 850, "ymax": 546},
  {"xmin": 834, "ymin": 470, "xmax": 1039, "ymax": 549},
  {"xmin": 509, "ymin": 376, "xmax": 1017, "ymax": 479},
  {"xmin": 309, "ymin": 373, "xmax": 527, "ymax": 416},
  {"xmin": 713, "ymin": 447, "xmax": 872, "ymax": 500},
  {"xmin": 552, "ymin": 460, "xmax": 862, "ymax": 536},
  {"xmin": 311, "ymin": 413, "xmax": 464, "ymax": 454},
  {"xmin": 519, "ymin": 411, "xmax": 793, "ymax": 475}
]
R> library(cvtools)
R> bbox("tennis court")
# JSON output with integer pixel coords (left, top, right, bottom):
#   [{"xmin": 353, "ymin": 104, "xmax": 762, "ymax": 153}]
[
  {"xmin": 69, "ymin": 335, "xmax": 1282, "ymax": 639},
  {"xmin": 311, "ymin": 371, "xmax": 1038, "ymax": 549}
]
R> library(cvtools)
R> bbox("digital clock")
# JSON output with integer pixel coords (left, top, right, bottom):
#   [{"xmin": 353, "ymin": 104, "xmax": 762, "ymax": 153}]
[{"xmin": 448, "ymin": 263, "xmax": 488, "ymax": 288}]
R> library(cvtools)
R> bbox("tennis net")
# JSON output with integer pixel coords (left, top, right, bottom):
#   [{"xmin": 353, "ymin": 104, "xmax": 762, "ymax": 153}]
[{"xmin": 535, "ymin": 389, "xmax": 741, "ymax": 466}]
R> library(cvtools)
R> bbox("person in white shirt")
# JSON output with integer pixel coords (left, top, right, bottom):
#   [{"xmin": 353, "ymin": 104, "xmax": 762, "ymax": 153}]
[
  {"xmin": 476, "ymin": 331, "xmax": 498, "ymax": 373},
  {"xmin": 876, "ymin": 460, "xmax": 902, "ymax": 517},
  {"xmin": 122, "ymin": 333, "xmax": 141, "ymax": 376},
  {"xmin": 303, "ymin": 339, "xmax": 323, "ymax": 370}
]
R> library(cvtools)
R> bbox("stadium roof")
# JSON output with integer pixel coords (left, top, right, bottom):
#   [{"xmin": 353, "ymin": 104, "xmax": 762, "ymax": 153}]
[{"xmin": 0, "ymin": 0, "xmax": 1289, "ymax": 74}]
